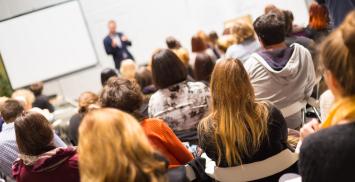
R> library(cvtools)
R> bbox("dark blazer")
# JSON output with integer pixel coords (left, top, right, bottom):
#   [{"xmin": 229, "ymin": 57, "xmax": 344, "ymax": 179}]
[{"xmin": 103, "ymin": 32, "xmax": 134, "ymax": 69}]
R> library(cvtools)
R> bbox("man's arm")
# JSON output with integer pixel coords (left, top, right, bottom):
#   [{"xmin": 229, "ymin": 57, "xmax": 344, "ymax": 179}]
[
  {"xmin": 103, "ymin": 37, "xmax": 116, "ymax": 55},
  {"xmin": 119, "ymin": 33, "xmax": 132, "ymax": 46}
]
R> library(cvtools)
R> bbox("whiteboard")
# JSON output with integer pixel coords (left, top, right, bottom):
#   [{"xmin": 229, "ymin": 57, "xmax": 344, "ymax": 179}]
[{"xmin": 0, "ymin": 1, "xmax": 97, "ymax": 89}]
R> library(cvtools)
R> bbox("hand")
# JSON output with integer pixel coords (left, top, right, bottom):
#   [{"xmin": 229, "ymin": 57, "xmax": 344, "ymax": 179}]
[
  {"xmin": 300, "ymin": 119, "xmax": 321, "ymax": 141},
  {"xmin": 121, "ymin": 35, "xmax": 128, "ymax": 41},
  {"xmin": 111, "ymin": 39, "xmax": 117, "ymax": 47}
]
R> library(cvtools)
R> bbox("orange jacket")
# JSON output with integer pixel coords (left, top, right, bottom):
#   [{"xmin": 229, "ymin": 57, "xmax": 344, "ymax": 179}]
[{"xmin": 141, "ymin": 118, "xmax": 194, "ymax": 168}]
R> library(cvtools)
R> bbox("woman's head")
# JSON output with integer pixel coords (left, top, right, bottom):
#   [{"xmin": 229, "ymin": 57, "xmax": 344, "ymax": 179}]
[
  {"xmin": 320, "ymin": 11, "xmax": 355, "ymax": 98},
  {"xmin": 11, "ymin": 89, "xmax": 35, "ymax": 111},
  {"xmin": 194, "ymin": 53, "xmax": 215, "ymax": 83},
  {"xmin": 135, "ymin": 66, "xmax": 153, "ymax": 91},
  {"xmin": 230, "ymin": 22, "xmax": 255, "ymax": 44},
  {"xmin": 78, "ymin": 92, "xmax": 99, "ymax": 113},
  {"xmin": 15, "ymin": 112, "xmax": 54, "ymax": 156},
  {"xmin": 119, "ymin": 59, "xmax": 137, "ymax": 80},
  {"xmin": 100, "ymin": 68, "xmax": 118, "ymax": 86},
  {"xmin": 308, "ymin": 3, "xmax": 330, "ymax": 30},
  {"xmin": 100, "ymin": 77, "xmax": 143, "ymax": 114},
  {"xmin": 199, "ymin": 58, "xmax": 268, "ymax": 166},
  {"xmin": 151, "ymin": 49, "xmax": 187, "ymax": 89},
  {"xmin": 191, "ymin": 35, "xmax": 208, "ymax": 52},
  {"xmin": 78, "ymin": 108, "xmax": 167, "ymax": 182}
]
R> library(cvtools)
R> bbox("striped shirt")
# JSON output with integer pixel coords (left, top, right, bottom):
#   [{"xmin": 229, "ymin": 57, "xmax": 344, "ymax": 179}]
[{"xmin": 0, "ymin": 122, "xmax": 66, "ymax": 177}]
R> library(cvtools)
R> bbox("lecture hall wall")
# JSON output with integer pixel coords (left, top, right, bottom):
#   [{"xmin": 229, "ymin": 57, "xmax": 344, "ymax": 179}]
[{"xmin": 0, "ymin": 0, "xmax": 309, "ymax": 100}]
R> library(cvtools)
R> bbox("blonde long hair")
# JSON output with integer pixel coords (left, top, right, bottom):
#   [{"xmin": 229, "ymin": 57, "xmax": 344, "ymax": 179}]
[
  {"xmin": 199, "ymin": 59, "xmax": 269, "ymax": 166},
  {"xmin": 78, "ymin": 108, "xmax": 167, "ymax": 182}
]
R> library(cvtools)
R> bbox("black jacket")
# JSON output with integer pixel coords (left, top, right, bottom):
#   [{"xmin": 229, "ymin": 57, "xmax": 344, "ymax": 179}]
[{"xmin": 103, "ymin": 32, "xmax": 134, "ymax": 69}]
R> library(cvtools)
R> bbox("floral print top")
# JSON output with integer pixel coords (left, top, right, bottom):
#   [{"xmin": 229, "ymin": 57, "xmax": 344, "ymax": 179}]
[{"xmin": 148, "ymin": 81, "xmax": 210, "ymax": 143}]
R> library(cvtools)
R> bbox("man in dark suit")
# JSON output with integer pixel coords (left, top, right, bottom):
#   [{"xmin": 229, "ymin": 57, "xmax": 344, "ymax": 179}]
[{"xmin": 103, "ymin": 20, "xmax": 134, "ymax": 69}]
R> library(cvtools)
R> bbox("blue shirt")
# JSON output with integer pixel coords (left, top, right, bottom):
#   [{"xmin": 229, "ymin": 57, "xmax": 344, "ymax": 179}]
[{"xmin": 0, "ymin": 122, "xmax": 66, "ymax": 177}]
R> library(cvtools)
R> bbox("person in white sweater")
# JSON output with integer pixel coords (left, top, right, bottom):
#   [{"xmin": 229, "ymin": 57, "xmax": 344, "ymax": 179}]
[{"xmin": 244, "ymin": 13, "xmax": 316, "ymax": 129}]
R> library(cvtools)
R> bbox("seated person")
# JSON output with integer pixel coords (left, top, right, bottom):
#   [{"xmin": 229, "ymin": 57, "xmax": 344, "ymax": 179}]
[
  {"xmin": 100, "ymin": 68, "xmax": 118, "ymax": 86},
  {"xmin": 0, "ymin": 99, "xmax": 66, "ymax": 178},
  {"xmin": 119, "ymin": 59, "xmax": 137, "ymax": 80},
  {"xmin": 78, "ymin": 108, "xmax": 170, "ymax": 181},
  {"xmin": 12, "ymin": 89, "xmax": 54, "ymax": 121},
  {"xmin": 194, "ymin": 53, "xmax": 215, "ymax": 84},
  {"xmin": 69, "ymin": 92, "xmax": 98, "ymax": 146},
  {"xmin": 225, "ymin": 22, "xmax": 261, "ymax": 63},
  {"xmin": 245, "ymin": 13, "xmax": 316, "ymax": 129},
  {"xmin": 299, "ymin": 11, "xmax": 355, "ymax": 182},
  {"xmin": 12, "ymin": 112, "xmax": 79, "ymax": 182},
  {"xmin": 100, "ymin": 77, "xmax": 194, "ymax": 167},
  {"xmin": 29, "ymin": 82, "xmax": 55, "ymax": 113},
  {"xmin": 148, "ymin": 49, "xmax": 210, "ymax": 144},
  {"xmin": 198, "ymin": 59, "xmax": 297, "ymax": 181}
]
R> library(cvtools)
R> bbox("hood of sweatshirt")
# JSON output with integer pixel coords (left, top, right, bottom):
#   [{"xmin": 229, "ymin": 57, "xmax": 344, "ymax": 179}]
[
  {"xmin": 12, "ymin": 147, "xmax": 77, "ymax": 174},
  {"xmin": 252, "ymin": 43, "xmax": 307, "ymax": 84}
]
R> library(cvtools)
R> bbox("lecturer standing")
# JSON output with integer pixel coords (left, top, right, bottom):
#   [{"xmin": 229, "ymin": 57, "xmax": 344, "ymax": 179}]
[{"xmin": 103, "ymin": 20, "xmax": 134, "ymax": 69}]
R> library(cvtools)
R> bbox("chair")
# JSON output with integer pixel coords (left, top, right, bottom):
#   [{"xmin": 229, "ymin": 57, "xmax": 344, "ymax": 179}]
[{"xmin": 201, "ymin": 149, "xmax": 298, "ymax": 182}]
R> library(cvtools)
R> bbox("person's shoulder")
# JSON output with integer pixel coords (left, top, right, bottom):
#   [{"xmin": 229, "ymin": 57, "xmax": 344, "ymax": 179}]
[
  {"xmin": 187, "ymin": 81, "xmax": 208, "ymax": 89},
  {"xmin": 302, "ymin": 123, "xmax": 355, "ymax": 151}
]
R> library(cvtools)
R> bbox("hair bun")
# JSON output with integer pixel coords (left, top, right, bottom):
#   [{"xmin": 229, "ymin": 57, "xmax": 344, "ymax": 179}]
[{"xmin": 341, "ymin": 11, "xmax": 355, "ymax": 52}]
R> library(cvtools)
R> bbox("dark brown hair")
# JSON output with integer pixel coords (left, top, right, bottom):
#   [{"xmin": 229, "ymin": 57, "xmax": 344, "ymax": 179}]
[
  {"xmin": 253, "ymin": 13, "xmax": 286, "ymax": 46},
  {"xmin": 151, "ymin": 49, "xmax": 187, "ymax": 89},
  {"xmin": 191, "ymin": 35, "xmax": 208, "ymax": 52},
  {"xmin": 320, "ymin": 11, "xmax": 355, "ymax": 96},
  {"xmin": 0, "ymin": 99, "xmax": 24, "ymax": 123},
  {"xmin": 100, "ymin": 77, "xmax": 144, "ymax": 114},
  {"xmin": 194, "ymin": 53, "xmax": 215, "ymax": 83},
  {"xmin": 15, "ymin": 112, "xmax": 55, "ymax": 156},
  {"xmin": 29, "ymin": 82, "xmax": 44, "ymax": 96},
  {"xmin": 166, "ymin": 36, "xmax": 181, "ymax": 49},
  {"xmin": 135, "ymin": 66, "xmax": 153, "ymax": 91}
]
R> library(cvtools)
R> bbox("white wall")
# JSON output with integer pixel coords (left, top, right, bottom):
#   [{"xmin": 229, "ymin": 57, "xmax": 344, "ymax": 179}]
[{"xmin": 0, "ymin": 0, "xmax": 309, "ymax": 100}]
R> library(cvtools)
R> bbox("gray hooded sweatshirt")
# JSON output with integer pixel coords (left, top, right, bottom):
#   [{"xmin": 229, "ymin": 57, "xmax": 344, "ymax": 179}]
[{"xmin": 244, "ymin": 43, "xmax": 316, "ymax": 129}]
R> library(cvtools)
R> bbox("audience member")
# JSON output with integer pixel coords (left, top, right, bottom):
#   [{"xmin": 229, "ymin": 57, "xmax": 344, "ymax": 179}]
[
  {"xmin": 69, "ymin": 91, "xmax": 98, "ymax": 146},
  {"xmin": 135, "ymin": 66, "xmax": 157, "ymax": 95},
  {"xmin": 30, "ymin": 82, "xmax": 55, "ymax": 113},
  {"xmin": 191, "ymin": 35, "xmax": 217, "ymax": 68},
  {"xmin": 166, "ymin": 36, "xmax": 182, "ymax": 49},
  {"xmin": 0, "ymin": 99, "xmax": 66, "ymax": 178},
  {"xmin": 215, "ymin": 35, "xmax": 235, "ymax": 56},
  {"xmin": 103, "ymin": 20, "xmax": 134, "ymax": 69},
  {"xmin": 148, "ymin": 49, "xmax": 210, "ymax": 143},
  {"xmin": 299, "ymin": 11, "xmax": 355, "ymax": 181},
  {"xmin": 99, "ymin": 77, "xmax": 193, "ymax": 167},
  {"xmin": 0, "ymin": 97, "xmax": 9, "ymax": 132},
  {"xmin": 11, "ymin": 89, "xmax": 35, "ymax": 111},
  {"xmin": 100, "ymin": 68, "xmax": 118, "ymax": 86},
  {"xmin": 172, "ymin": 48, "xmax": 195, "ymax": 80},
  {"xmin": 198, "ymin": 59, "xmax": 297, "ymax": 181},
  {"xmin": 12, "ymin": 112, "xmax": 79, "ymax": 182},
  {"xmin": 194, "ymin": 53, "xmax": 215, "ymax": 84},
  {"xmin": 78, "ymin": 108, "xmax": 168, "ymax": 182},
  {"xmin": 283, "ymin": 10, "xmax": 315, "ymax": 51},
  {"xmin": 12, "ymin": 89, "xmax": 53, "ymax": 121},
  {"xmin": 305, "ymin": 3, "xmax": 331, "ymax": 42},
  {"xmin": 196, "ymin": 30, "xmax": 220, "ymax": 59},
  {"xmin": 119, "ymin": 59, "xmax": 137, "ymax": 80},
  {"xmin": 316, "ymin": 0, "xmax": 355, "ymax": 27},
  {"xmin": 225, "ymin": 22, "xmax": 261, "ymax": 63},
  {"xmin": 245, "ymin": 13, "xmax": 316, "ymax": 129}
]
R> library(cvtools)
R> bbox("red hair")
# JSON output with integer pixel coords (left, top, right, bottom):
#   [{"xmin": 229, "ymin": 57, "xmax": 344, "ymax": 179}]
[{"xmin": 308, "ymin": 3, "xmax": 330, "ymax": 30}]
